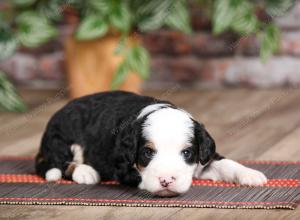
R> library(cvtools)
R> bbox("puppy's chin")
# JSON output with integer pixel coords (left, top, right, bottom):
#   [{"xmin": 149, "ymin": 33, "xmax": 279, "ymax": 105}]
[{"xmin": 153, "ymin": 189, "xmax": 180, "ymax": 197}]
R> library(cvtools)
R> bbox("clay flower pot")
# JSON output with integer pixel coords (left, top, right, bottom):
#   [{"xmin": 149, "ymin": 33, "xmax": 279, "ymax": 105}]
[{"xmin": 64, "ymin": 34, "xmax": 142, "ymax": 98}]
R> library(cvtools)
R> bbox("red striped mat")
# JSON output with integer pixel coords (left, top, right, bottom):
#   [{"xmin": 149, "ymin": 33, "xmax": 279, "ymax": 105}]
[{"xmin": 0, "ymin": 157, "xmax": 299, "ymax": 209}]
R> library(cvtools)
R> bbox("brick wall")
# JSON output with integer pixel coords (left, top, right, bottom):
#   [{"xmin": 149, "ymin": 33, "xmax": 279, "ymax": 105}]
[
  {"xmin": 143, "ymin": 1, "xmax": 300, "ymax": 88},
  {"xmin": 1, "ymin": 1, "xmax": 300, "ymax": 89}
]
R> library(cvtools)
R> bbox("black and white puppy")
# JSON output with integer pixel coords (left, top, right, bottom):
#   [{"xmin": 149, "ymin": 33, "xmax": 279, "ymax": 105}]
[{"xmin": 36, "ymin": 91, "xmax": 267, "ymax": 197}]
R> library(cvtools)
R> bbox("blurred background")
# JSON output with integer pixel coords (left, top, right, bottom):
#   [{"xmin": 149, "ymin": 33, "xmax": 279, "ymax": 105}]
[{"xmin": 0, "ymin": 0, "xmax": 299, "ymax": 160}]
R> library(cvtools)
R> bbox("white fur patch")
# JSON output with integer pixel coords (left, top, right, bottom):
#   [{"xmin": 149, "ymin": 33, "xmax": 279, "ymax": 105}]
[
  {"xmin": 72, "ymin": 164, "xmax": 100, "ymax": 184},
  {"xmin": 195, "ymin": 159, "xmax": 267, "ymax": 186},
  {"xmin": 71, "ymin": 144, "xmax": 84, "ymax": 164},
  {"xmin": 45, "ymin": 168, "xmax": 62, "ymax": 182},
  {"xmin": 137, "ymin": 103, "xmax": 171, "ymax": 119},
  {"xmin": 138, "ymin": 107, "xmax": 195, "ymax": 195},
  {"xmin": 142, "ymin": 108, "xmax": 194, "ymax": 149}
]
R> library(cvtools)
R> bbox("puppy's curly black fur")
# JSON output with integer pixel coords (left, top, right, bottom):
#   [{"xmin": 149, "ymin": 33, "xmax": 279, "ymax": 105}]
[
  {"xmin": 35, "ymin": 91, "xmax": 221, "ymax": 189},
  {"xmin": 35, "ymin": 91, "xmax": 174, "ymax": 186}
]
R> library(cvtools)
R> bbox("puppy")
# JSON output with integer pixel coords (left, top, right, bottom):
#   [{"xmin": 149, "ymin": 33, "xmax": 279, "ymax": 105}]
[{"xmin": 35, "ymin": 91, "xmax": 267, "ymax": 197}]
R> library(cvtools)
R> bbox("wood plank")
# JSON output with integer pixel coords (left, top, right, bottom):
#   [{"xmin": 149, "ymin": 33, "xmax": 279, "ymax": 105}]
[
  {"xmin": 215, "ymin": 90, "xmax": 300, "ymax": 158},
  {"xmin": 0, "ymin": 101, "xmax": 66, "ymax": 151},
  {"xmin": 0, "ymin": 206, "xmax": 180, "ymax": 220},
  {"xmin": 222, "ymin": 89, "xmax": 298, "ymax": 135},
  {"xmin": 0, "ymin": 205, "xmax": 299, "ymax": 220},
  {"xmin": 183, "ymin": 89, "xmax": 280, "ymax": 143},
  {"xmin": 0, "ymin": 89, "xmax": 60, "ymax": 125},
  {"xmin": 161, "ymin": 208, "xmax": 300, "ymax": 220},
  {"xmin": 0, "ymin": 133, "xmax": 41, "ymax": 156},
  {"xmin": 146, "ymin": 89, "xmax": 214, "ymax": 107},
  {"xmin": 258, "ymin": 126, "xmax": 300, "ymax": 161}
]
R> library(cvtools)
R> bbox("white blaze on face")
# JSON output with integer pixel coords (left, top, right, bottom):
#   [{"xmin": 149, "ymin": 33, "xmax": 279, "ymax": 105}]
[{"xmin": 138, "ymin": 106, "xmax": 196, "ymax": 195}]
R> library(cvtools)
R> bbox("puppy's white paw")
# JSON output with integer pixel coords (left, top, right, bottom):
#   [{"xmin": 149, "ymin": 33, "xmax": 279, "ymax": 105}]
[
  {"xmin": 196, "ymin": 159, "xmax": 268, "ymax": 186},
  {"xmin": 236, "ymin": 168, "xmax": 267, "ymax": 186},
  {"xmin": 45, "ymin": 168, "xmax": 62, "ymax": 182},
  {"xmin": 72, "ymin": 164, "xmax": 100, "ymax": 184}
]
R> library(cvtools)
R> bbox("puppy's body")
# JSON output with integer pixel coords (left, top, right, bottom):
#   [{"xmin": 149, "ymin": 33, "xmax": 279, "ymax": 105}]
[
  {"xmin": 36, "ymin": 91, "xmax": 167, "ymax": 185},
  {"xmin": 36, "ymin": 91, "xmax": 267, "ymax": 196}
]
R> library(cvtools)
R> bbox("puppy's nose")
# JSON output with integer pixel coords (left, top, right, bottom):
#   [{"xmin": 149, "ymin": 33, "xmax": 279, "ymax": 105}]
[{"xmin": 159, "ymin": 176, "xmax": 176, "ymax": 188}]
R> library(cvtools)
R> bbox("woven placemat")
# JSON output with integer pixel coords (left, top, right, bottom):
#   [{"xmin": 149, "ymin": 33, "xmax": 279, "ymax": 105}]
[{"xmin": 0, "ymin": 157, "xmax": 299, "ymax": 209}]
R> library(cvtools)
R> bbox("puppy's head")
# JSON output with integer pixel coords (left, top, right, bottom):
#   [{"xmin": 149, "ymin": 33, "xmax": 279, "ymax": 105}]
[{"xmin": 135, "ymin": 104, "xmax": 216, "ymax": 197}]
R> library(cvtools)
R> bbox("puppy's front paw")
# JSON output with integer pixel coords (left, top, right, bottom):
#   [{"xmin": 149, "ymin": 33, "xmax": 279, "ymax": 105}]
[
  {"xmin": 45, "ymin": 168, "xmax": 62, "ymax": 182},
  {"xmin": 72, "ymin": 164, "xmax": 100, "ymax": 184},
  {"xmin": 236, "ymin": 168, "xmax": 267, "ymax": 186}
]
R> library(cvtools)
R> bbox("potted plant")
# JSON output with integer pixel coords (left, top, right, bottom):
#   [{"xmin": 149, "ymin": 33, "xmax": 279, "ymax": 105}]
[
  {"xmin": 0, "ymin": 0, "xmax": 192, "ymax": 102},
  {"xmin": 0, "ymin": 0, "xmax": 296, "ymax": 111},
  {"xmin": 62, "ymin": 0, "xmax": 195, "ymax": 97}
]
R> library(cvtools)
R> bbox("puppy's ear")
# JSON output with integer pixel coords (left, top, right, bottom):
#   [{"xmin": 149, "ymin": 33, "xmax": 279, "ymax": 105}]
[
  {"xmin": 193, "ymin": 121, "xmax": 216, "ymax": 165},
  {"xmin": 114, "ymin": 120, "xmax": 142, "ymax": 186},
  {"xmin": 115, "ymin": 121, "xmax": 139, "ymax": 166}
]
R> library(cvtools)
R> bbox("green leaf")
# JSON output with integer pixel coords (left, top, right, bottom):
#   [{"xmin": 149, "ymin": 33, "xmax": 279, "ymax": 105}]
[
  {"xmin": 37, "ymin": 0, "xmax": 64, "ymax": 22},
  {"xmin": 15, "ymin": 11, "xmax": 58, "ymax": 48},
  {"xmin": 213, "ymin": 0, "xmax": 259, "ymax": 35},
  {"xmin": 134, "ymin": 0, "xmax": 172, "ymax": 16},
  {"xmin": 213, "ymin": 0, "xmax": 256, "ymax": 34},
  {"xmin": 109, "ymin": 3, "xmax": 131, "ymax": 33},
  {"xmin": 231, "ymin": 4, "xmax": 258, "ymax": 35},
  {"xmin": 0, "ymin": 71, "xmax": 27, "ymax": 112},
  {"xmin": 259, "ymin": 24, "xmax": 280, "ymax": 63},
  {"xmin": 76, "ymin": 15, "xmax": 108, "ymax": 40},
  {"xmin": 11, "ymin": 0, "xmax": 37, "ymax": 7},
  {"xmin": 85, "ymin": 0, "xmax": 110, "ymax": 15},
  {"xmin": 112, "ymin": 45, "xmax": 150, "ymax": 89},
  {"xmin": 114, "ymin": 35, "xmax": 128, "ymax": 55},
  {"xmin": 213, "ymin": 0, "xmax": 240, "ymax": 34},
  {"xmin": 0, "ymin": 38, "xmax": 18, "ymax": 61},
  {"xmin": 136, "ymin": 0, "xmax": 174, "ymax": 32},
  {"xmin": 165, "ymin": 0, "xmax": 192, "ymax": 34},
  {"xmin": 126, "ymin": 46, "xmax": 150, "ymax": 79},
  {"xmin": 111, "ymin": 63, "xmax": 129, "ymax": 90},
  {"xmin": 0, "ymin": 25, "xmax": 18, "ymax": 60},
  {"xmin": 265, "ymin": 0, "xmax": 296, "ymax": 17}
]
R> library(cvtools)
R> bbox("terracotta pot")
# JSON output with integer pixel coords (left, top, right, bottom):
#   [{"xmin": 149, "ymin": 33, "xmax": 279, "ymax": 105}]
[{"xmin": 64, "ymin": 34, "xmax": 142, "ymax": 98}]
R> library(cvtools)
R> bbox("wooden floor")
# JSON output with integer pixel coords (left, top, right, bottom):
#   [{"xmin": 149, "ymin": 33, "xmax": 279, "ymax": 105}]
[{"xmin": 0, "ymin": 88, "xmax": 299, "ymax": 220}]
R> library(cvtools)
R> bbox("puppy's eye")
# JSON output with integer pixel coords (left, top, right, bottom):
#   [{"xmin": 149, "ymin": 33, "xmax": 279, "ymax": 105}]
[
  {"xmin": 143, "ymin": 147, "xmax": 155, "ymax": 159},
  {"xmin": 181, "ymin": 148, "xmax": 192, "ymax": 160}
]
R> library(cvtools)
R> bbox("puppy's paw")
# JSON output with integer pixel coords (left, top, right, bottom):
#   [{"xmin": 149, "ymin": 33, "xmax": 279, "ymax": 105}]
[
  {"xmin": 45, "ymin": 168, "xmax": 62, "ymax": 182},
  {"xmin": 236, "ymin": 168, "xmax": 267, "ymax": 186},
  {"xmin": 72, "ymin": 164, "xmax": 100, "ymax": 184}
]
